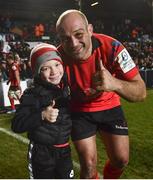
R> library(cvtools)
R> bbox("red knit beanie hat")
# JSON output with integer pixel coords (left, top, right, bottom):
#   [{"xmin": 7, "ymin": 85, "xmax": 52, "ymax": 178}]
[{"xmin": 30, "ymin": 43, "xmax": 62, "ymax": 77}]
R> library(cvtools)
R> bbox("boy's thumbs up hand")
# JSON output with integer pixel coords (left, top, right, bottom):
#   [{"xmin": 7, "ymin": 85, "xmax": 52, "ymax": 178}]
[
  {"xmin": 41, "ymin": 100, "xmax": 59, "ymax": 123},
  {"xmin": 51, "ymin": 100, "xmax": 55, "ymax": 107}
]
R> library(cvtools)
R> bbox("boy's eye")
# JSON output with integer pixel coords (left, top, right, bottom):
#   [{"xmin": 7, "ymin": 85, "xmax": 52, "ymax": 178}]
[
  {"xmin": 55, "ymin": 62, "xmax": 61, "ymax": 67},
  {"xmin": 41, "ymin": 67, "xmax": 50, "ymax": 72}
]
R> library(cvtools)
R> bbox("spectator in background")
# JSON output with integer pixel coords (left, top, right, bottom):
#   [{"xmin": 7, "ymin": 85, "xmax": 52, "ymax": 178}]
[
  {"xmin": 0, "ymin": 16, "xmax": 5, "ymax": 33},
  {"xmin": 6, "ymin": 53, "xmax": 21, "ymax": 113},
  {"xmin": 38, "ymin": 23, "xmax": 45, "ymax": 37},
  {"xmin": 0, "ymin": 68, "xmax": 2, "ymax": 82},
  {"xmin": 0, "ymin": 60, "xmax": 8, "ymax": 81},
  {"xmin": 34, "ymin": 23, "xmax": 40, "ymax": 38},
  {"xmin": 34, "ymin": 23, "xmax": 45, "ymax": 39},
  {"xmin": 4, "ymin": 17, "xmax": 12, "ymax": 33},
  {"xmin": 24, "ymin": 60, "xmax": 33, "ymax": 79}
]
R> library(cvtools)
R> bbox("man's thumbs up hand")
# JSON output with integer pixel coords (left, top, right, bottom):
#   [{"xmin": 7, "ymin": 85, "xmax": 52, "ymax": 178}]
[{"xmin": 92, "ymin": 59, "xmax": 117, "ymax": 92}]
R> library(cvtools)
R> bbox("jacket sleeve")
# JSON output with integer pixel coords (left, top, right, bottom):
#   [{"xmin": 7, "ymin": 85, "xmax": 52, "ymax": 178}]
[{"xmin": 11, "ymin": 91, "xmax": 43, "ymax": 133}]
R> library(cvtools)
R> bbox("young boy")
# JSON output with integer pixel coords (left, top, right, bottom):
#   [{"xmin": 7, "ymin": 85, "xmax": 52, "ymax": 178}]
[{"xmin": 11, "ymin": 43, "xmax": 74, "ymax": 179}]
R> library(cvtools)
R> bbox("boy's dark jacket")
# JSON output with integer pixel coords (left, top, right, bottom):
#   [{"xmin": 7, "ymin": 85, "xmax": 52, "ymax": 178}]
[{"xmin": 11, "ymin": 73, "xmax": 72, "ymax": 146}]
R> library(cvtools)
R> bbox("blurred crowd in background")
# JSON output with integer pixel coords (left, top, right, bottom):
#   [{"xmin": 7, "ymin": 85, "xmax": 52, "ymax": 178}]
[{"xmin": 0, "ymin": 12, "xmax": 153, "ymax": 82}]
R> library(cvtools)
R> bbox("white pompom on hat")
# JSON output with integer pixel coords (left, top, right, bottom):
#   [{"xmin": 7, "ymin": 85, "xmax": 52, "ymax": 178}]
[{"xmin": 30, "ymin": 43, "xmax": 63, "ymax": 77}]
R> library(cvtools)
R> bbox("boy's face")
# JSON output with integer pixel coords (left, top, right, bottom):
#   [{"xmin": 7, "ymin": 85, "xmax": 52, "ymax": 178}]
[{"xmin": 40, "ymin": 60, "xmax": 64, "ymax": 85}]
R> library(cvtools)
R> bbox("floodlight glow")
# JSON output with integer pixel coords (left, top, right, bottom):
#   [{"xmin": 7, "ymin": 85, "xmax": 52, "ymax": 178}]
[{"xmin": 91, "ymin": 2, "xmax": 99, "ymax": 6}]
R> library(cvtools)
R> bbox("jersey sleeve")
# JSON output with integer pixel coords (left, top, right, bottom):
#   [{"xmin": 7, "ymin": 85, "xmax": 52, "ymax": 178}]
[{"xmin": 113, "ymin": 42, "xmax": 139, "ymax": 80}]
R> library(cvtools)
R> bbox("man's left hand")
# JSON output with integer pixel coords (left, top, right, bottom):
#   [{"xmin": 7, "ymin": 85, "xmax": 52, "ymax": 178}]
[{"xmin": 92, "ymin": 60, "xmax": 117, "ymax": 92}]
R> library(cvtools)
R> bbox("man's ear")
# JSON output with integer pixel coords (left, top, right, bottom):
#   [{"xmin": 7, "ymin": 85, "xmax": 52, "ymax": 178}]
[{"xmin": 88, "ymin": 24, "xmax": 93, "ymax": 35}]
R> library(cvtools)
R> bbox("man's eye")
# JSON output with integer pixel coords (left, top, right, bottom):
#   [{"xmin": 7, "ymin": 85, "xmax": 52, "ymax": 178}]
[{"xmin": 75, "ymin": 33, "xmax": 83, "ymax": 39}]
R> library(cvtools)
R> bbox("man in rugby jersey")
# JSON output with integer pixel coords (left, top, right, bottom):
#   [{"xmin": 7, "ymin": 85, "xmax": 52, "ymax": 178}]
[
  {"xmin": 53, "ymin": 9, "xmax": 146, "ymax": 179},
  {"xmin": 6, "ymin": 53, "xmax": 21, "ymax": 113}
]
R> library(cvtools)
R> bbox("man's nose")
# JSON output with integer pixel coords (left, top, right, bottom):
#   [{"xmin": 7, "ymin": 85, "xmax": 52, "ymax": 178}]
[{"xmin": 70, "ymin": 36, "xmax": 79, "ymax": 47}]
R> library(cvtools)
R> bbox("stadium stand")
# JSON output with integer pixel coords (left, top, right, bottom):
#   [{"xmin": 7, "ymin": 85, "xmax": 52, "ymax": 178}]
[{"xmin": 0, "ymin": 0, "xmax": 153, "ymax": 109}]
